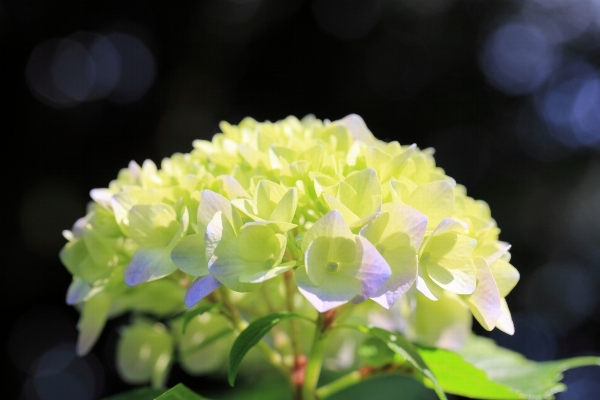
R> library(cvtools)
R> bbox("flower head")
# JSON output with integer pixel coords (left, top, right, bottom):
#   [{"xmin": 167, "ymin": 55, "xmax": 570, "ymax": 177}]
[{"xmin": 60, "ymin": 113, "xmax": 520, "ymax": 362}]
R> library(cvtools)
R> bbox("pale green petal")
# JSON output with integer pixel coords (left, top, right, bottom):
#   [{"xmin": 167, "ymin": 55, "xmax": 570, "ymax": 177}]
[
  {"xmin": 359, "ymin": 211, "xmax": 390, "ymax": 245},
  {"xmin": 170, "ymin": 233, "xmax": 208, "ymax": 276},
  {"xmin": 237, "ymin": 225, "xmax": 278, "ymax": 262},
  {"xmin": 426, "ymin": 232, "xmax": 477, "ymax": 263},
  {"xmin": 110, "ymin": 192, "xmax": 137, "ymax": 231},
  {"xmin": 381, "ymin": 203, "xmax": 428, "ymax": 250},
  {"xmin": 241, "ymin": 220, "xmax": 297, "ymax": 233},
  {"xmin": 389, "ymin": 178, "xmax": 418, "ymax": 203},
  {"xmin": 419, "ymin": 219, "xmax": 468, "ymax": 256},
  {"xmin": 214, "ymin": 175, "xmax": 250, "ymax": 200},
  {"xmin": 254, "ymin": 180, "xmax": 285, "ymax": 219},
  {"xmin": 386, "ymin": 144, "xmax": 416, "ymax": 180},
  {"xmin": 465, "ymin": 257, "xmax": 502, "ymax": 331},
  {"xmin": 411, "ymin": 291, "xmax": 472, "ymax": 350},
  {"xmin": 490, "ymin": 259, "xmax": 520, "ymax": 297},
  {"xmin": 313, "ymin": 174, "xmax": 337, "ymax": 198},
  {"xmin": 76, "ymin": 293, "xmax": 112, "ymax": 355},
  {"xmin": 407, "ymin": 181, "xmax": 454, "ymax": 230},
  {"xmin": 323, "ymin": 193, "xmax": 360, "ymax": 225},
  {"xmin": 208, "ymin": 255, "xmax": 262, "ymax": 292},
  {"xmin": 301, "ymin": 210, "xmax": 353, "ymax": 252},
  {"xmin": 167, "ymin": 207, "xmax": 189, "ymax": 249},
  {"xmin": 198, "ymin": 190, "xmax": 241, "ymax": 234},
  {"xmin": 328, "ymin": 236, "xmax": 358, "ymax": 263},
  {"xmin": 473, "ymin": 241, "xmax": 511, "ymax": 266},
  {"xmin": 295, "ymin": 264, "xmax": 361, "ymax": 312},
  {"xmin": 338, "ymin": 179, "xmax": 358, "ymax": 202},
  {"xmin": 269, "ymin": 187, "xmax": 298, "ymax": 223},
  {"xmin": 416, "ymin": 266, "xmax": 443, "ymax": 300},
  {"xmin": 239, "ymin": 262, "xmax": 296, "ymax": 283},
  {"xmin": 345, "ymin": 168, "xmax": 382, "ymax": 202},
  {"xmin": 59, "ymin": 239, "xmax": 88, "ymax": 276},
  {"xmin": 424, "ymin": 232, "xmax": 477, "ymax": 294},
  {"xmin": 231, "ymin": 198, "xmax": 259, "ymax": 220},
  {"xmin": 305, "ymin": 236, "xmax": 330, "ymax": 286},
  {"xmin": 365, "ymin": 147, "xmax": 391, "ymax": 179},
  {"xmin": 129, "ymin": 203, "xmax": 179, "ymax": 248}
]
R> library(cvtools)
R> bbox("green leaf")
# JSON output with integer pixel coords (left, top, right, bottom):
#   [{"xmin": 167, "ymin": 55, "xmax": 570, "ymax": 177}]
[
  {"xmin": 419, "ymin": 335, "xmax": 600, "ymax": 400},
  {"xmin": 418, "ymin": 334, "xmax": 600, "ymax": 399},
  {"xmin": 102, "ymin": 387, "xmax": 165, "ymax": 400},
  {"xmin": 353, "ymin": 326, "xmax": 447, "ymax": 400},
  {"xmin": 155, "ymin": 383, "xmax": 212, "ymax": 400},
  {"xmin": 228, "ymin": 312, "xmax": 313, "ymax": 386},
  {"xmin": 357, "ymin": 337, "xmax": 396, "ymax": 368}
]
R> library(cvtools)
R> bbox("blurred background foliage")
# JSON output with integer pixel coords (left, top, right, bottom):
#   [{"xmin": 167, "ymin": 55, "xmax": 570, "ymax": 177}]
[{"xmin": 2, "ymin": 0, "xmax": 600, "ymax": 399}]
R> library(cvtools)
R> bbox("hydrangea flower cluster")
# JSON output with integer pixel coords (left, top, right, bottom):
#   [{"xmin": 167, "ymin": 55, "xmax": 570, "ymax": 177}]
[{"xmin": 60, "ymin": 114, "xmax": 519, "ymax": 367}]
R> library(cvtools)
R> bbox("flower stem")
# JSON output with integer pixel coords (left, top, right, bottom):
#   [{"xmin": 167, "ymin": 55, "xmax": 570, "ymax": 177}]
[
  {"xmin": 284, "ymin": 271, "xmax": 302, "ymax": 360},
  {"xmin": 315, "ymin": 371, "xmax": 362, "ymax": 399},
  {"xmin": 301, "ymin": 312, "xmax": 330, "ymax": 400}
]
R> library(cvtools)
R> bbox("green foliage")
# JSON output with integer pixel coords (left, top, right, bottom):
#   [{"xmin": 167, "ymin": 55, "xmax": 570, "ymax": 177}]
[
  {"xmin": 355, "ymin": 328, "xmax": 600, "ymax": 400},
  {"xmin": 228, "ymin": 312, "xmax": 313, "ymax": 386},
  {"xmin": 357, "ymin": 326, "xmax": 447, "ymax": 400},
  {"xmin": 155, "ymin": 383, "xmax": 212, "ymax": 400},
  {"xmin": 419, "ymin": 334, "xmax": 600, "ymax": 399}
]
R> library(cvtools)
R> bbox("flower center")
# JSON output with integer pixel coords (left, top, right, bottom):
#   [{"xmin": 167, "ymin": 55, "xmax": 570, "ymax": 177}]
[
  {"xmin": 326, "ymin": 261, "xmax": 339, "ymax": 272},
  {"xmin": 376, "ymin": 243, "xmax": 386, "ymax": 254},
  {"xmin": 266, "ymin": 258, "xmax": 276, "ymax": 268}
]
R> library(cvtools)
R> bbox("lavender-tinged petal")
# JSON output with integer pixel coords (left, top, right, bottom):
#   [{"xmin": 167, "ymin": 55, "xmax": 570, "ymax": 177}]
[
  {"xmin": 351, "ymin": 236, "xmax": 391, "ymax": 302},
  {"xmin": 370, "ymin": 247, "xmax": 417, "ymax": 308},
  {"xmin": 495, "ymin": 298, "xmax": 515, "ymax": 335},
  {"xmin": 90, "ymin": 188, "xmax": 113, "ymax": 206},
  {"xmin": 66, "ymin": 279, "xmax": 92, "ymax": 305},
  {"xmin": 184, "ymin": 275, "xmax": 222, "ymax": 307},
  {"xmin": 124, "ymin": 247, "xmax": 177, "ymax": 286},
  {"xmin": 466, "ymin": 257, "xmax": 502, "ymax": 331}
]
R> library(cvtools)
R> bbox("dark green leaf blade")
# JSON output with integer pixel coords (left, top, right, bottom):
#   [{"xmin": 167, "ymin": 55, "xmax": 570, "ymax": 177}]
[
  {"xmin": 155, "ymin": 383, "xmax": 213, "ymax": 400},
  {"xmin": 102, "ymin": 387, "xmax": 165, "ymax": 400},
  {"xmin": 228, "ymin": 312, "xmax": 312, "ymax": 386}
]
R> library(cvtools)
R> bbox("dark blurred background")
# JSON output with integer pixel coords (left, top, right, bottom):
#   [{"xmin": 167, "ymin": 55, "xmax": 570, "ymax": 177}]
[{"xmin": 2, "ymin": 0, "xmax": 600, "ymax": 399}]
